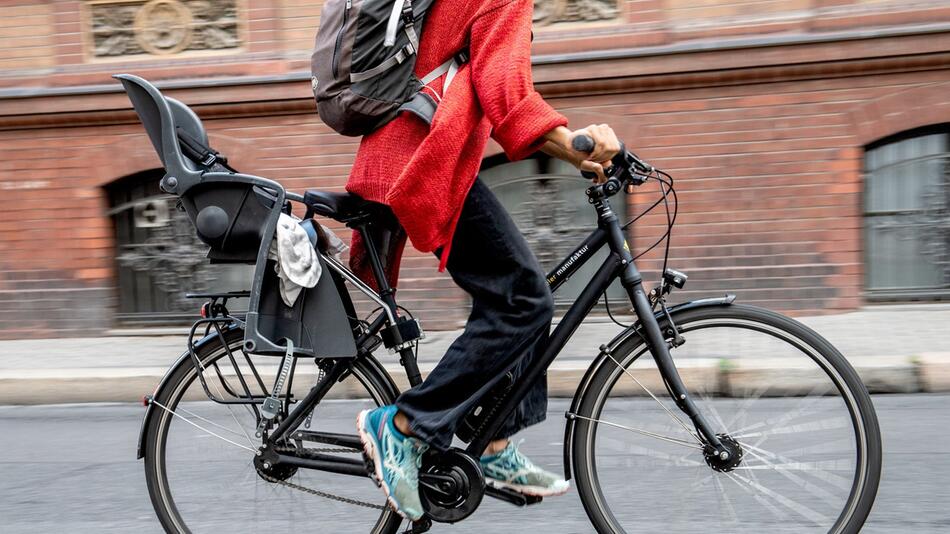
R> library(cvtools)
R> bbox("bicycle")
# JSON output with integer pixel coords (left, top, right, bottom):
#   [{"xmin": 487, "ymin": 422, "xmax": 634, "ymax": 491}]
[{"xmin": 117, "ymin": 74, "xmax": 882, "ymax": 533}]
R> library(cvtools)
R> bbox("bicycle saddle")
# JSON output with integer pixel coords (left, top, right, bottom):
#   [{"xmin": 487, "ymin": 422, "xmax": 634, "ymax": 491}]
[{"xmin": 303, "ymin": 190, "xmax": 390, "ymax": 223}]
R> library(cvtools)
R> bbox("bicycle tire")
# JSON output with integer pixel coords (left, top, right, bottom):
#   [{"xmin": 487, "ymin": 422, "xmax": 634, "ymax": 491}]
[
  {"xmin": 571, "ymin": 304, "xmax": 882, "ymax": 534},
  {"xmin": 143, "ymin": 328, "xmax": 404, "ymax": 533}
]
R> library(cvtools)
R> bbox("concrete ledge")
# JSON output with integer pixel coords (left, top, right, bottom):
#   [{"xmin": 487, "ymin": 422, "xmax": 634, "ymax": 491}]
[
  {"xmin": 919, "ymin": 352, "xmax": 950, "ymax": 392},
  {"xmin": 0, "ymin": 354, "xmax": 947, "ymax": 405}
]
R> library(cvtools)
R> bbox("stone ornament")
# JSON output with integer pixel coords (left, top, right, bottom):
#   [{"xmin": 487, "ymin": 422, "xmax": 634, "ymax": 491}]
[
  {"xmin": 534, "ymin": 0, "xmax": 619, "ymax": 25},
  {"xmin": 88, "ymin": 0, "xmax": 240, "ymax": 58},
  {"xmin": 134, "ymin": 0, "xmax": 193, "ymax": 55}
]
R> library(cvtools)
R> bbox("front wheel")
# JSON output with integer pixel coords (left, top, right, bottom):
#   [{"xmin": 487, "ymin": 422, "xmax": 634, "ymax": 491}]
[{"xmin": 571, "ymin": 304, "xmax": 882, "ymax": 534}]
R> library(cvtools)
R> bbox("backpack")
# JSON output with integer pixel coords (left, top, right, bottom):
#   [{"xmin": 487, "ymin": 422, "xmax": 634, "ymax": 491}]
[{"xmin": 311, "ymin": 0, "xmax": 468, "ymax": 137}]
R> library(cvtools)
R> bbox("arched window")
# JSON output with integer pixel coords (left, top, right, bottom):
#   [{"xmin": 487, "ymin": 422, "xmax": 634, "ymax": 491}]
[
  {"xmin": 480, "ymin": 154, "xmax": 626, "ymax": 308},
  {"xmin": 104, "ymin": 170, "xmax": 251, "ymax": 324},
  {"xmin": 864, "ymin": 126, "xmax": 950, "ymax": 299}
]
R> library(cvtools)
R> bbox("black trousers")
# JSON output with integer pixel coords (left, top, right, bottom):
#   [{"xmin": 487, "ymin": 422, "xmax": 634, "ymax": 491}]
[{"xmin": 395, "ymin": 178, "xmax": 554, "ymax": 451}]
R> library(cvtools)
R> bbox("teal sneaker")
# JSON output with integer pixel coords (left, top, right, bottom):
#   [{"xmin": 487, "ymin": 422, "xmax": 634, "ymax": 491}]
[
  {"xmin": 357, "ymin": 405, "xmax": 428, "ymax": 521},
  {"xmin": 480, "ymin": 441, "xmax": 570, "ymax": 497}
]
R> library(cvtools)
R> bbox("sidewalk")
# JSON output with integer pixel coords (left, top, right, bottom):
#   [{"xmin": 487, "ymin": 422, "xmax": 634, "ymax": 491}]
[{"xmin": 1, "ymin": 304, "xmax": 948, "ymax": 404}]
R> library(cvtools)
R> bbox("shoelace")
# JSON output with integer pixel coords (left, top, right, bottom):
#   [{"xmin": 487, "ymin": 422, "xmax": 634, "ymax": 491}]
[
  {"xmin": 382, "ymin": 429, "xmax": 428, "ymax": 487},
  {"xmin": 486, "ymin": 440, "xmax": 538, "ymax": 482}
]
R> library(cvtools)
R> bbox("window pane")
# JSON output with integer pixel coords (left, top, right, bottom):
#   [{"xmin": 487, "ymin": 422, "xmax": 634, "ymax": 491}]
[
  {"xmin": 864, "ymin": 129, "xmax": 949, "ymax": 296},
  {"xmin": 480, "ymin": 157, "xmax": 626, "ymax": 307}
]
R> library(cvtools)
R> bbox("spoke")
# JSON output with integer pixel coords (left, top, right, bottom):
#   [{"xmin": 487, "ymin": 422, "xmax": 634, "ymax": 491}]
[
  {"xmin": 174, "ymin": 404, "xmax": 253, "ymax": 439},
  {"xmin": 196, "ymin": 355, "xmax": 256, "ymax": 448},
  {"xmin": 727, "ymin": 470, "xmax": 829, "ymax": 526},
  {"xmin": 571, "ymin": 412, "xmax": 703, "ymax": 449},
  {"xmin": 712, "ymin": 474, "xmax": 739, "ymax": 527},
  {"xmin": 742, "ymin": 448, "xmax": 841, "ymax": 504},
  {"xmin": 604, "ymin": 351, "xmax": 702, "ymax": 443},
  {"xmin": 598, "ymin": 433, "xmax": 704, "ymax": 466},
  {"xmin": 738, "ymin": 440, "xmax": 853, "ymax": 492},
  {"xmin": 673, "ymin": 466, "xmax": 707, "ymax": 530},
  {"xmin": 723, "ymin": 471, "xmax": 789, "ymax": 522},
  {"xmin": 736, "ymin": 459, "xmax": 853, "ymax": 472},
  {"xmin": 733, "ymin": 416, "xmax": 850, "ymax": 440},
  {"xmin": 700, "ymin": 391, "xmax": 731, "ymax": 432},
  {"xmin": 730, "ymin": 382, "xmax": 833, "ymax": 437},
  {"xmin": 723, "ymin": 375, "xmax": 772, "ymax": 431},
  {"xmin": 151, "ymin": 398, "xmax": 257, "ymax": 453},
  {"xmin": 776, "ymin": 437, "xmax": 855, "ymax": 460}
]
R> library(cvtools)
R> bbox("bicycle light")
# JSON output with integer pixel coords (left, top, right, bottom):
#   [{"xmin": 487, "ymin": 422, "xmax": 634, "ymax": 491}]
[{"xmin": 663, "ymin": 268, "xmax": 688, "ymax": 289}]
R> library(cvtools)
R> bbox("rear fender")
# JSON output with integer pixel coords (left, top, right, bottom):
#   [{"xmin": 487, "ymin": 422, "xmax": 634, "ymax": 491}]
[{"xmin": 561, "ymin": 295, "xmax": 736, "ymax": 479}]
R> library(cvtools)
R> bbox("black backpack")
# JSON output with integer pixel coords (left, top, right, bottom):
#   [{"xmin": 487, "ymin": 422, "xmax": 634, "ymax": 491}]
[{"xmin": 311, "ymin": 0, "xmax": 468, "ymax": 136}]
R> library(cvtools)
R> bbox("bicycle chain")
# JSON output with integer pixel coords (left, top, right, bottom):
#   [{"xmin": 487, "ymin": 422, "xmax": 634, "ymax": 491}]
[
  {"xmin": 260, "ymin": 444, "xmax": 385, "ymax": 511},
  {"xmin": 259, "ymin": 471, "xmax": 385, "ymax": 511}
]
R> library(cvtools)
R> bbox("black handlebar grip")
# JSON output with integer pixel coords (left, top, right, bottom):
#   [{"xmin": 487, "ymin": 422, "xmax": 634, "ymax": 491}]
[{"xmin": 572, "ymin": 134, "xmax": 596, "ymax": 153}]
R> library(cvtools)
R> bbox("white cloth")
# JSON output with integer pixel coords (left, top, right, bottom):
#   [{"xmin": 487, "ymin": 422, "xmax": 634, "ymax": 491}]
[
  {"xmin": 316, "ymin": 221, "xmax": 348, "ymax": 259},
  {"xmin": 268, "ymin": 213, "xmax": 320, "ymax": 307}
]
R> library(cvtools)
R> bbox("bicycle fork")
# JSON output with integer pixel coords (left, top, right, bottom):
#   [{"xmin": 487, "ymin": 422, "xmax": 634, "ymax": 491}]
[{"xmin": 603, "ymin": 209, "xmax": 730, "ymax": 459}]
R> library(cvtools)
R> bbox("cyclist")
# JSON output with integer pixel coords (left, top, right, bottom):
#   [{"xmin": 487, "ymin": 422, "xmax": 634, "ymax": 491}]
[{"xmin": 351, "ymin": 0, "xmax": 621, "ymax": 520}]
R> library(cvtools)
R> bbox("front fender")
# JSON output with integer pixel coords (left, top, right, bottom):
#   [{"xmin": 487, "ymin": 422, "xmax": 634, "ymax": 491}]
[
  {"xmin": 561, "ymin": 294, "xmax": 736, "ymax": 479},
  {"xmin": 136, "ymin": 324, "xmax": 241, "ymax": 459}
]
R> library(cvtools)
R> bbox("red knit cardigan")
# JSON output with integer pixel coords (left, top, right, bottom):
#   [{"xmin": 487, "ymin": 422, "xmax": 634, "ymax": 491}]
[{"xmin": 345, "ymin": 0, "xmax": 568, "ymax": 286}]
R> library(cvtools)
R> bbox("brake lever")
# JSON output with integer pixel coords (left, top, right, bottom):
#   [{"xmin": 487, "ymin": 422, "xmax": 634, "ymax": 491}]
[{"xmin": 572, "ymin": 135, "xmax": 652, "ymax": 186}]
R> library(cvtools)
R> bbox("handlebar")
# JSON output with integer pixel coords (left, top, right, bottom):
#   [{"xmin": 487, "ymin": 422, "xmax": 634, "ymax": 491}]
[{"xmin": 571, "ymin": 134, "xmax": 655, "ymax": 176}]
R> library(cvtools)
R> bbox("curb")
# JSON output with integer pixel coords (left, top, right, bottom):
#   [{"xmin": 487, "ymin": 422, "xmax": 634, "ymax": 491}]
[{"xmin": 0, "ymin": 353, "xmax": 947, "ymax": 405}]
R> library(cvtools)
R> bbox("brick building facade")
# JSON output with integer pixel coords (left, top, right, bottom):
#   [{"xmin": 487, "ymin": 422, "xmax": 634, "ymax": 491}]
[{"xmin": 0, "ymin": 0, "xmax": 949, "ymax": 339}]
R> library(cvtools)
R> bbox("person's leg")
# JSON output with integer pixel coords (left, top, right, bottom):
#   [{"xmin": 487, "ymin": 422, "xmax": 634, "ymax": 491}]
[
  {"xmin": 394, "ymin": 178, "xmax": 554, "ymax": 451},
  {"xmin": 358, "ymin": 178, "xmax": 562, "ymax": 519}
]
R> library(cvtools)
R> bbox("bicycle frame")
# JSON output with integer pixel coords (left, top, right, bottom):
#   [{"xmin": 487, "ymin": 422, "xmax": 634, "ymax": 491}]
[{"xmin": 248, "ymin": 182, "xmax": 728, "ymax": 472}]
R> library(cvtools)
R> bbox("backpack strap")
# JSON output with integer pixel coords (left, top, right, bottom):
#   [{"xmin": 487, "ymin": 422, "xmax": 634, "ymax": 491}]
[
  {"xmin": 385, "ymin": 0, "xmax": 413, "ymax": 47},
  {"xmin": 350, "ymin": 45, "xmax": 415, "ymax": 83},
  {"xmin": 354, "ymin": 0, "xmax": 420, "ymax": 83},
  {"xmin": 400, "ymin": 48, "xmax": 470, "ymax": 125},
  {"xmin": 420, "ymin": 48, "xmax": 469, "ymax": 92},
  {"xmin": 398, "ymin": 92, "xmax": 439, "ymax": 125}
]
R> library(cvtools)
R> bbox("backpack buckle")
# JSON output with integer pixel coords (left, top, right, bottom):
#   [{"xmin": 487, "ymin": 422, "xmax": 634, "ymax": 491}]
[{"xmin": 401, "ymin": 3, "xmax": 414, "ymax": 24}]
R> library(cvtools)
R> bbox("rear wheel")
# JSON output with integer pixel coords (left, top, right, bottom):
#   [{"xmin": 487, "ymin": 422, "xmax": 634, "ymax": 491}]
[
  {"xmin": 143, "ymin": 328, "xmax": 403, "ymax": 533},
  {"xmin": 572, "ymin": 304, "xmax": 882, "ymax": 533}
]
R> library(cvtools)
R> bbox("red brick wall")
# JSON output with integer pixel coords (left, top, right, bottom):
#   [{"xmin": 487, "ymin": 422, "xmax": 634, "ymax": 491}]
[{"xmin": 1, "ymin": 0, "xmax": 949, "ymax": 338}]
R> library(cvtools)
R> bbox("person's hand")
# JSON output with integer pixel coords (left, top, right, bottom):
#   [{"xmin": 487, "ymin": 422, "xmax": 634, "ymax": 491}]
[{"xmin": 543, "ymin": 124, "xmax": 622, "ymax": 183}]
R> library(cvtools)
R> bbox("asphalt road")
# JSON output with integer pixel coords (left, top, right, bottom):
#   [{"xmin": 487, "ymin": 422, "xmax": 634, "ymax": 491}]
[{"xmin": 0, "ymin": 395, "xmax": 947, "ymax": 533}]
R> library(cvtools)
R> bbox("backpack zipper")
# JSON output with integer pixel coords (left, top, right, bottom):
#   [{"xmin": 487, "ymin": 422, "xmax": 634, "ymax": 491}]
[{"xmin": 332, "ymin": 0, "xmax": 352, "ymax": 79}]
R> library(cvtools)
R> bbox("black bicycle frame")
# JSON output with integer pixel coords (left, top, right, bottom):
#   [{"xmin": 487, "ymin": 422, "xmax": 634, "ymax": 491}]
[
  {"xmin": 259, "ymin": 185, "xmax": 728, "ymax": 473},
  {"xmin": 464, "ymin": 190, "xmax": 724, "ymax": 456}
]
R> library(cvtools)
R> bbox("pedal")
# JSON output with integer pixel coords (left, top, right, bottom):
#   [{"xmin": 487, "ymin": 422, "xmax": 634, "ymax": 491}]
[
  {"xmin": 404, "ymin": 518, "xmax": 432, "ymax": 533},
  {"xmin": 359, "ymin": 445, "xmax": 380, "ymax": 485},
  {"xmin": 485, "ymin": 484, "xmax": 543, "ymax": 506}
]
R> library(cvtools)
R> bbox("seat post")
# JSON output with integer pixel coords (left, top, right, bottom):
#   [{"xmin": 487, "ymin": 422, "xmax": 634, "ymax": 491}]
[
  {"xmin": 355, "ymin": 222, "xmax": 397, "ymax": 312},
  {"xmin": 354, "ymin": 221, "xmax": 425, "ymax": 388}
]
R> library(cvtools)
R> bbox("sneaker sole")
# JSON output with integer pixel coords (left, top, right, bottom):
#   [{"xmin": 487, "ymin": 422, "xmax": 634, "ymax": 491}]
[
  {"xmin": 486, "ymin": 478, "xmax": 570, "ymax": 498},
  {"xmin": 356, "ymin": 409, "xmax": 422, "ymax": 522}
]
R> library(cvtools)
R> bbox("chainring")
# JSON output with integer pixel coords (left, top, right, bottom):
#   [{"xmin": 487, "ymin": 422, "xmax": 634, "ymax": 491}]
[{"xmin": 419, "ymin": 448, "xmax": 485, "ymax": 523}]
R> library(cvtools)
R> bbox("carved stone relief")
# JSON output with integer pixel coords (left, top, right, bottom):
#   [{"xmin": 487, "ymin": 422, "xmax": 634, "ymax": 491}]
[
  {"xmin": 89, "ymin": 0, "xmax": 240, "ymax": 58},
  {"xmin": 509, "ymin": 178, "xmax": 589, "ymax": 271},
  {"xmin": 534, "ymin": 0, "xmax": 619, "ymax": 25}
]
